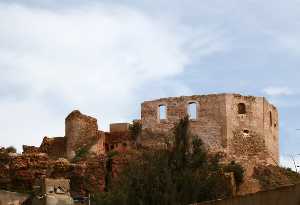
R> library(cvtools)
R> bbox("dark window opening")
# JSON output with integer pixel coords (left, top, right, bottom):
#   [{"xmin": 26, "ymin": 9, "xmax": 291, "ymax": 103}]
[
  {"xmin": 188, "ymin": 102, "xmax": 197, "ymax": 120},
  {"xmin": 243, "ymin": 129, "xmax": 249, "ymax": 134},
  {"xmin": 238, "ymin": 103, "xmax": 246, "ymax": 114},
  {"xmin": 159, "ymin": 105, "xmax": 167, "ymax": 120},
  {"xmin": 123, "ymin": 142, "xmax": 127, "ymax": 147}
]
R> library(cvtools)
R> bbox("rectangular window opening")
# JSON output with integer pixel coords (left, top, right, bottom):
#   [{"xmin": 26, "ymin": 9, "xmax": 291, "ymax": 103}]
[
  {"xmin": 159, "ymin": 105, "xmax": 167, "ymax": 120},
  {"xmin": 188, "ymin": 102, "xmax": 197, "ymax": 120}
]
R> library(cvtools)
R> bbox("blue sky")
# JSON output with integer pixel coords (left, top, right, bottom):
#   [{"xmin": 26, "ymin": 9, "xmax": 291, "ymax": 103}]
[{"xmin": 0, "ymin": 0, "xmax": 300, "ymax": 168}]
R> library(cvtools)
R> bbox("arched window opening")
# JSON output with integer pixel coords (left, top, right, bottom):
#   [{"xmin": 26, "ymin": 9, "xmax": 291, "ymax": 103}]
[
  {"xmin": 188, "ymin": 102, "xmax": 197, "ymax": 120},
  {"xmin": 159, "ymin": 105, "xmax": 167, "ymax": 120},
  {"xmin": 238, "ymin": 103, "xmax": 246, "ymax": 114},
  {"xmin": 269, "ymin": 111, "xmax": 272, "ymax": 127}
]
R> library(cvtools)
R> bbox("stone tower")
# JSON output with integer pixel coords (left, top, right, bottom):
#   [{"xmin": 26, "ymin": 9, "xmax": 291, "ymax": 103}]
[
  {"xmin": 65, "ymin": 110, "xmax": 99, "ymax": 160},
  {"xmin": 141, "ymin": 94, "xmax": 279, "ymax": 165}
]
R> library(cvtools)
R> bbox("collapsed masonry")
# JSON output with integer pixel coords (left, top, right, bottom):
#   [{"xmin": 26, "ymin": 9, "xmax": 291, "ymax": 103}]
[
  {"xmin": 23, "ymin": 93, "xmax": 279, "ymax": 167},
  {"xmin": 140, "ymin": 93, "xmax": 279, "ymax": 194},
  {"xmin": 23, "ymin": 110, "xmax": 131, "ymax": 160},
  {"xmin": 142, "ymin": 93, "xmax": 279, "ymax": 166},
  {"xmin": 2, "ymin": 93, "xmax": 278, "ymax": 196}
]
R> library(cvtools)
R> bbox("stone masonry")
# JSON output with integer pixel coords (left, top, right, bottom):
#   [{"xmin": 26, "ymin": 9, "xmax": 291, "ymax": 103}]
[
  {"xmin": 23, "ymin": 93, "xmax": 278, "ymax": 165},
  {"xmin": 1, "ymin": 93, "xmax": 280, "ymax": 197},
  {"xmin": 141, "ymin": 93, "xmax": 279, "ymax": 165},
  {"xmin": 65, "ymin": 110, "xmax": 101, "ymax": 159}
]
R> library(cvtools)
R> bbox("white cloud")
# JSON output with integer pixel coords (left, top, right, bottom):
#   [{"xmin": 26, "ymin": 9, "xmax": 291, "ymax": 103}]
[
  {"xmin": 0, "ymin": 3, "xmax": 226, "ymax": 151},
  {"xmin": 262, "ymin": 86, "xmax": 294, "ymax": 97}
]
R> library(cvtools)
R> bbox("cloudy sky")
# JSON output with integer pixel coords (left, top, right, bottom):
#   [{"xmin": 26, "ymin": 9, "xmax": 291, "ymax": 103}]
[{"xmin": 0, "ymin": 0, "xmax": 300, "ymax": 168}]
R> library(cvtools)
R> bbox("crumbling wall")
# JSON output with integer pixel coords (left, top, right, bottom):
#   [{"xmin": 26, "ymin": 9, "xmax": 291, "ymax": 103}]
[
  {"xmin": 263, "ymin": 99, "xmax": 279, "ymax": 164},
  {"xmin": 141, "ymin": 94, "xmax": 228, "ymax": 152},
  {"xmin": 65, "ymin": 110, "xmax": 98, "ymax": 160},
  {"xmin": 69, "ymin": 156, "xmax": 106, "ymax": 196},
  {"xmin": 8, "ymin": 153, "xmax": 49, "ymax": 191},
  {"xmin": 89, "ymin": 131, "xmax": 106, "ymax": 155},
  {"xmin": 39, "ymin": 137, "xmax": 66, "ymax": 159},
  {"xmin": 106, "ymin": 133, "xmax": 130, "ymax": 153},
  {"xmin": 225, "ymin": 94, "xmax": 279, "ymax": 165},
  {"xmin": 22, "ymin": 145, "xmax": 40, "ymax": 154},
  {"xmin": 0, "ymin": 153, "xmax": 106, "ymax": 196},
  {"xmin": 141, "ymin": 94, "xmax": 279, "ymax": 166}
]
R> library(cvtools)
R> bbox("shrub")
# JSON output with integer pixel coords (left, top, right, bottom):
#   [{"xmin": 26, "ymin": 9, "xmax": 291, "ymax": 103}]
[
  {"xmin": 73, "ymin": 147, "xmax": 89, "ymax": 162},
  {"xmin": 223, "ymin": 161, "xmax": 245, "ymax": 187},
  {"xmin": 91, "ymin": 116, "xmax": 243, "ymax": 205},
  {"xmin": 6, "ymin": 146, "xmax": 17, "ymax": 153}
]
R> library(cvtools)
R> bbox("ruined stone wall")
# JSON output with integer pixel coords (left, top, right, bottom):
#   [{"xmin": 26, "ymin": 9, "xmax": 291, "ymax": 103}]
[
  {"xmin": 0, "ymin": 153, "xmax": 106, "ymax": 196},
  {"xmin": 65, "ymin": 110, "xmax": 98, "ymax": 160},
  {"xmin": 39, "ymin": 137, "xmax": 66, "ymax": 159},
  {"xmin": 89, "ymin": 131, "xmax": 106, "ymax": 155},
  {"xmin": 141, "ymin": 94, "xmax": 228, "ymax": 152},
  {"xmin": 105, "ymin": 131, "xmax": 130, "ymax": 153},
  {"xmin": 141, "ymin": 94, "xmax": 279, "ymax": 165},
  {"xmin": 263, "ymin": 99, "xmax": 279, "ymax": 164},
  {"xmin": 22, "ymin": 145, "xmax": 40, "ymax": 154},
  {"xmin": 225, "ymin": 94, "xmax": 279, "ymax": 165}
]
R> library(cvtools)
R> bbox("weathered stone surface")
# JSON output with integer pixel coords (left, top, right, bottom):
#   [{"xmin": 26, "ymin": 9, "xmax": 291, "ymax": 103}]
[
  {"xmin": 65, "ymin": 110, "xmax": 99, "ymax": 160},
  {"xmin": 0, "ymin": 93, "xmax": 281, "ymax": 197},
  {"xmin": 22, "ymin": 145, "xmax": 40, "ymax": 154},
  {"xmin": 0, "ymin": 190, "xmax": 29, "ymax": 205},
  {"xmin": 141, "ymin": 94, "xmax": 279, "ymax": 165},
  {"xmin": 110, "ymin": 123, "xmax": 130, "ymax": 132},
  {"xmin": 104, "ymin": 131, "xmax": 130, "ymax": 153},
  {"xmin": 39, "ymin": 137, "xmax": 67, "ymax": 159},
  {"xmin": 0, "ymin": 152, "xmax": 106, "ymax": 197}
]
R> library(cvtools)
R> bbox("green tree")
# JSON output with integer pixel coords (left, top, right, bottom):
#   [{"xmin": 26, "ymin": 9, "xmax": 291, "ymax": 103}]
[{"xmin": 92, "ymin": 116, "xmax": 243, "ymax": 205}]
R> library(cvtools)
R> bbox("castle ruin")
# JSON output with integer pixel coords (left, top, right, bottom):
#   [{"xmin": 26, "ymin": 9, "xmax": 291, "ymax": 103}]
[
  {"xmin": 141, "ymin": 93, "xmax": 279, "ymax": 165},
  {"xmin": 23, "ymin": 93, "xmax": 279, "ymax": 166}
]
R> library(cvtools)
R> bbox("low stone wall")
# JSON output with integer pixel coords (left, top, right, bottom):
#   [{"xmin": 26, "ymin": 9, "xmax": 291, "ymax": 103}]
[
  {"xmin": 0, "ymin": 190, "xmax": 29, "ymax": 205},
  {"xmin": 192, "ymin": 183, "xmax": 300, "ymax": 205}
]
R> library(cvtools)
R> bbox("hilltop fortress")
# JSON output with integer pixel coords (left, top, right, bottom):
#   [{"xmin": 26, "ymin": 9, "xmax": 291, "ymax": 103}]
[
  {"xmin": 23, "ymin": 93, "xmax": 279, "ymax": 166},
  {"xmin": 141, "ymin": 93, "xmax": 279, "ymax": 165},
  {"xmin": 0, "ymin": 93, "xmax": 280, "ymax": 196}
]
